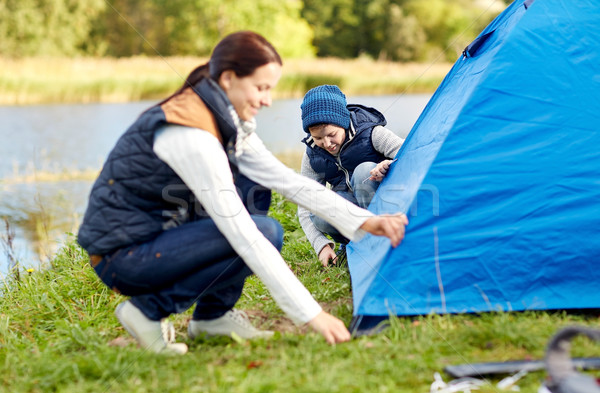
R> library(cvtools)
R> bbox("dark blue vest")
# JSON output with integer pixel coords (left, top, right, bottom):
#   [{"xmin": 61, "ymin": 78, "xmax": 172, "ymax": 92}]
[
  {"xmin": 78, "ymin": 78, "xmax": 238, "ymax": 256},
  {"xmin": 302, "ymin": 105, "xmax": 387, "ymax": 192}
]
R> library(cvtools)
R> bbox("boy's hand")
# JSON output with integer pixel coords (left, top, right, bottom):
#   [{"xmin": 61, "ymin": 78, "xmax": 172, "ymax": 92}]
[
  {"xmin": 369, "ymin": 159, "xmax": 395, "ymax": 181},
  {"xmin": 318, "ymin": 245, "xmax": 337, "ymax": 267}
]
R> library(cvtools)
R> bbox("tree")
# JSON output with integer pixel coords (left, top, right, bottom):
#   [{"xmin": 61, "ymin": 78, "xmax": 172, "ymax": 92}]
[
  {"xmin": 196, "ymin": 0, "xmax": 314, "ymax": 58},
  {"xmin": 301, "ymin": 0, "xmax": 504, "ymax": 62},
  {"xmin": 93, "ymin": 0, "xmax": 169, "ymax": 57},
  {"xmin": 404, "ymin": 0, "xmax": 500, "ymax": 61},
  {"xmin": 0, "ymin": 0, "xmax": 505, "ymax": 60},
  {"xmin": 94, "ymin": 0, "xmax": 314, "ymax": 58},
  {"xmin": 354, "ymin": 0, "xmax": 427, "ymax": 61},
  {"xmin": 0, "ymin": 0, "xmax": 106, "ymax": 56},
  {"xmin": 383, "ymin": 4, "xmax": 427, "ymax": 61},
  {"xmin": 302, "ymin": 0, "xmax": 360, "ymax": 58}
]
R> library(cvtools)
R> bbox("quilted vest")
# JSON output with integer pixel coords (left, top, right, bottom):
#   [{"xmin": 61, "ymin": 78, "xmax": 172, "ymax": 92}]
[
  {"xmin": 78, "ymin": 78, "xmax": 239, "ymax": 255},
  {"xmin": 302, "ymin": 104, "xmax": 387, "ymax": 192}
]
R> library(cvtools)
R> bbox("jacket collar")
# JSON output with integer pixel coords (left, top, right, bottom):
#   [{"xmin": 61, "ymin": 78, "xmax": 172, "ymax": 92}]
[{"xmin": 160, "ymin": 77, "xmax": 244, "ymax": 165}]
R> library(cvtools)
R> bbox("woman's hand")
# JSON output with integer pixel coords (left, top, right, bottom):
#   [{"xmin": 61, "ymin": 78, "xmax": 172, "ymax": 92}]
[
  {"xmin": 308, "ymin": 311, "xmax": 351, "ymax": 344},
  {"xmin": 360, "ymin": 213, "xmax": 409, "ymax": 247},
  {"xmin": 318, "ymin": 245, "xmax": 337, "ymax": 267},
  {"xmin": 369, "ymin": 159, "xmax": 395, "ymax": 182}
]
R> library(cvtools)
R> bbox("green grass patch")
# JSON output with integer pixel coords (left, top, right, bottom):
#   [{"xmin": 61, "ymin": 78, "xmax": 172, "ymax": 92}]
[{"xmin": 1, "ymin": 193, "xmax": 599, "ymax": 392}]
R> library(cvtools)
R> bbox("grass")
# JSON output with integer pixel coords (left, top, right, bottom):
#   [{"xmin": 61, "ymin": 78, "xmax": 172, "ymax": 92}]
[
  {"xmin": 0, "ymin": 56, "xmax": 452, "ymax": 105},
  {"xmin": 1, "ymin": 193, "xmax": 599, "ymax": 393}
]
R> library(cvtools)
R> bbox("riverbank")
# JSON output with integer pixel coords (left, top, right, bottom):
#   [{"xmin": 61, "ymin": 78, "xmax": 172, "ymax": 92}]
[{"xmin": 0, "ymin": 56, "xmax": 451, "ymax": 105}]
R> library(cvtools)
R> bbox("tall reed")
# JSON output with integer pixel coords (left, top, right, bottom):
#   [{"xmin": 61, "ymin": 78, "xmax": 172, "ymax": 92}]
[{"xmin": 0, "ymin": 56, "xmax": 451, "ymax": 105}]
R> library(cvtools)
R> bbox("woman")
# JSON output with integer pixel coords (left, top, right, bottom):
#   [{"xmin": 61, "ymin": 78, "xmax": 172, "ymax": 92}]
[
  {"xmin": 298, "ymin": 85, "xmax": 405, "ymax": 267},
  {"xmin": 78, "ymin": 31, "xmax": 408, "ymax": 354}
]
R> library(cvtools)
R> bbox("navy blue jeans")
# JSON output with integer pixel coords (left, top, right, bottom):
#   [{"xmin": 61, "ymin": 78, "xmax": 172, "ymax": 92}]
[{"xmin": 92, "ymin": 175, "xmax": 281, "ymax": 321}]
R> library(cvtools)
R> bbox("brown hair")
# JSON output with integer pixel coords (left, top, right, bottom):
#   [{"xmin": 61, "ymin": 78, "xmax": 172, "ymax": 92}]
[{"xmin": 174, "ymin": 31, "xmax": 282, "ymax": 96}]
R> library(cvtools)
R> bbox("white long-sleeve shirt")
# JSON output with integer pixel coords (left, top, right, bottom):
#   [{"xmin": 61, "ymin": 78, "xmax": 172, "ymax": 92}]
[{"xmin": 153, "ymin": 121, "xmax": 373, "ymax": 325}]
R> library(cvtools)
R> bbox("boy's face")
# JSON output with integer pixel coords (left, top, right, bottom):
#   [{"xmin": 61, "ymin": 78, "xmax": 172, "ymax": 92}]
[{"xmin": 309, "ymin": 124, "xmax": 346, "ymax": 155}]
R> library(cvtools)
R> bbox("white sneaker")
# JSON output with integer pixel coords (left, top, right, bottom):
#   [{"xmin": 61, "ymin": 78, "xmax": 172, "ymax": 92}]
[
  {"xmin": 115, "ymin": 301, "xmax": 188, "ymax": 355},
  {"xmin": 188, "ymin": 309, "xmax": 274, "ymax": 340}
]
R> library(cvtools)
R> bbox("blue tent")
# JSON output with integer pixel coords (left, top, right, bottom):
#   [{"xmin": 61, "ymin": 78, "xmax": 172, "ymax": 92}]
[{"xmin": 348, "ymin": 0, "xmax": 600, "ymax": 333}]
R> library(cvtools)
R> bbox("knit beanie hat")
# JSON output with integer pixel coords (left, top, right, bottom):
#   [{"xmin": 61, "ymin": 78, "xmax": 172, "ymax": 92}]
[{"xmin": 301, "ymin": 85, "xmax": 350, "ymax": 133}]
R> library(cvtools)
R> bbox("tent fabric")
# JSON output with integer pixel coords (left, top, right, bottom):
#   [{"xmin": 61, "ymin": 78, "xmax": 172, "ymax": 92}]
[{"xmin": 347, "ymin": 0, "xmax": 600, "ymax": 333}]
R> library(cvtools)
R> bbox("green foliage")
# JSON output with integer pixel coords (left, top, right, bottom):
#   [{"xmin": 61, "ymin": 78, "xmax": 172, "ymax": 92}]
[
  {"xmin": 194, "ymin": 0, "xmax": 315, "ymax": 59},
  {"xmin": 0, "ymin": 0, "xmax": 506, "ymax": 62},
  {"xmin": 302, "ymin": 0, "xmax": 360, "ymax": 58},
  {"xmin": 382, "ymin": 4, "xmax": 427, "ymax": 61},
  {"xmin": 262, "ymin": 1, "xmax": 316, "ymax": 59},
  {"xmin": 303, "ymin": 0, "xmax": 504, "ymax": 61},
  {"xmin": 0, "ymin": 0, "xmax": 314, "ymax": 58},
  {"xmin": 403, "ymin": 0, "xmax": 495, "ymax": 61},
  {"xmin": 91, "ymin": 0, "xmax": 315, "ymax": 58},
  {"xmin": 0, "ymin": 0, "xmax": 106, "ymax": 56}
]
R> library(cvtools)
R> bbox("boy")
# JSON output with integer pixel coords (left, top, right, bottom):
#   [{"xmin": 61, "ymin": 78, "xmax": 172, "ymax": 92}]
[{"xmin": 298, "ymin": 85, "xmax": 405, "ymax": 266}]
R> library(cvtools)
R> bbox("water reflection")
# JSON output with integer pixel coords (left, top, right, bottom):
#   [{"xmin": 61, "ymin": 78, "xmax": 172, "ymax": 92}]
[
  {"xmin": 0, "ymin": 101, "xmax": 150, "ymax": 275},
  {"xmin": 0, "ymin": 181, "xmax": 92, "ymax": 274}
]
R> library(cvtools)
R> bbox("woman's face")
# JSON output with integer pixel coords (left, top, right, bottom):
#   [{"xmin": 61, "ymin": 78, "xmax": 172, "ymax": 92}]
[
  {"xmin": 219, "ymin": 62, "xmax": 282, "ymax": 121},
  {"xmin": 309, "ymin": 124, "xmax": 346, "ymax": 155}
]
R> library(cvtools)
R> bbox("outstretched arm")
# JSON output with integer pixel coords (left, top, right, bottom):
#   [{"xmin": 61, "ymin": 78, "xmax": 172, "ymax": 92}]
[
  {"xmin": 156, "ymin": 127, "xmax": 356, "ymax": 344},
  {"xmin": 154, "ymin": 126, "xmax": 323, "ymax": 325}
]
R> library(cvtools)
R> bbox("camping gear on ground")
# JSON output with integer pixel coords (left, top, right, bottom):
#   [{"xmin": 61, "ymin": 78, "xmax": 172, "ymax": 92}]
[
  {"xmin": 542, "ymin": 326, "xmax": 600, "ymax": 393},
  {"xmin": 430, "ymin": 370, "xmax": 527, "ymax": 392},
  {"xmin": 435, "ymin": 326, "xmax": 600, "ymax": 392},
  {"xmin": 347, "ymin": 0, "xmax": 600, "ymax": 334},
  {"xmin": 445, "ymin": 358, "xmax": 600, "ymax": 379},
  {"xmin": 430, "ymin": 372, "xmax": 486, "ymax": 393}
]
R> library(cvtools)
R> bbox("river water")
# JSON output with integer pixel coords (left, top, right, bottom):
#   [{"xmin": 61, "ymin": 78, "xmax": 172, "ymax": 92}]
[{"xmin": 0, "ymin": 94, "xmax": 430, "ymax": 274}]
